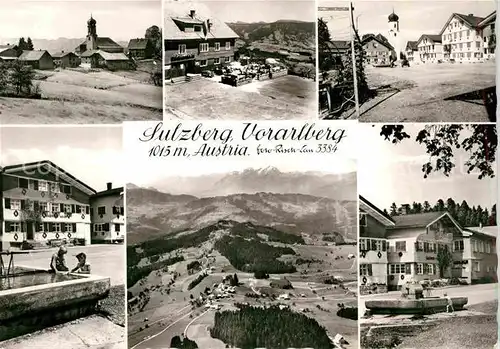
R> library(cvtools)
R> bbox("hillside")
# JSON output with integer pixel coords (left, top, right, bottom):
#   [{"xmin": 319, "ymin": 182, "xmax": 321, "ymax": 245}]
[
  {"xmin": 127, "ymin": 188, "xmax": 357, "ymax": 245},
  {"xmin": 145, "ymin": 167, "xmax": 357, "ymax": 201},
  {"xmin": 227, "ymin": 20, "xmax": 315, "ymax": 54}
]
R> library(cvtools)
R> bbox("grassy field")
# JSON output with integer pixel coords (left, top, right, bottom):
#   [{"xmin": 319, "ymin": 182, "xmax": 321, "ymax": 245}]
[
  {"xmin": 359, "ymin": 61, "xmax": 496, "ymax": 122},
  {"xmin": 0, "ymin": 68, "xmax": 162, "ymax": 123},
  {"xmin": 164, "ymin": 75, "xmax": 316, "ymax": 119}
]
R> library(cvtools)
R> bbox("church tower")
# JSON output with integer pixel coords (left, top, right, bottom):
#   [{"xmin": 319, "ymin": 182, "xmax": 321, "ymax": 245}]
[
  {"xmin": 86, "ymin": 15, "xmax": 98, "ymax": 51},
  {"xmin": 387, "ymin": 10, "xmax": 401, "ymax": 61}
]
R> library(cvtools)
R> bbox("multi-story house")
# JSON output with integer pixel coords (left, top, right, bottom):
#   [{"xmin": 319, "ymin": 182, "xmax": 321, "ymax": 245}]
[
  {"xmin": 404, "ymin": 41, "xmax": 418, "ymax": 63},
  {"xmin": 164, "ymin": 3, "xmax": 239, "ymax": 78},
  {"xmin": 362, "ymin": 34, "xmax": 395, "ymax": 66},
  {"xmin": 478, "ymin": 12, "xmax": 496, "ymax": 60},
  {"xmin": 0, "ymin": 161, "xmax": 94, "ymax": 249},
  {"xmin": 359, "ymin": 195, "xmax": 395, "ymax": 294},
  {"xmin": 440, "ymin": 12, "xmax": 493, "ymax": 62},
  {"xmin": 359, "ymin": 196, "xmax": 497, "ymax": 291},
  {"xmin": 90, "ymin": 183, "xmax": 124, "ymax": 244},
  {"xmin": 417, "ymin": 34, "xmax": 443, "ymax": 63}
]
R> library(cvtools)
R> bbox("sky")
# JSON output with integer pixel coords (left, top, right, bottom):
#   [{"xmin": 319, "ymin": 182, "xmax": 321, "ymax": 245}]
[
  {"xmin": 1, "ymin": 126, "xmax": 124, "ymax": 192},
  {"xmin": 0, "ymin": 0, "xmax": 160, "ymax": 41},
  {"xmin": 319, "ymin": 0, "xmax": 496, "ymax": 42},
  {"xmin": 168, "ymin": 0, "xmax": 316, "ymax": 23},
  {"xmin": 358, "ymin": 124, "xmax": 497, "ymax": 212}
]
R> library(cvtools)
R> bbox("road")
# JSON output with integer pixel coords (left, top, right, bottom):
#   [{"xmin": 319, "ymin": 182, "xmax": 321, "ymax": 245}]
[
  {"xmin": 12, "ymin": 244, "xmax": 125, "ymax": 286},
  {"xmin": 359, "ymin": 61, "xmax": 495, "ymax": 122}
]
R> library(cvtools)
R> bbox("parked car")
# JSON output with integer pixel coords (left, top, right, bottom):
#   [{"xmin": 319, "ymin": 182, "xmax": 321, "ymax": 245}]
[{"xmin": 201, "ymin": 70, "xmax": 214, "ymax": 78}]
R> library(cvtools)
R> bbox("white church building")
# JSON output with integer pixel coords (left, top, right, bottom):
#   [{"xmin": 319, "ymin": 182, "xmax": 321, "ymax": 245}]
[{"xmin": 387, "ymin": 10, "xmax": 403, "ymax": 61}]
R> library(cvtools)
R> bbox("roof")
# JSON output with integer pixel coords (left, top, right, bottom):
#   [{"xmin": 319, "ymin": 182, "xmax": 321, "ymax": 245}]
[
  {"xmin": 2, "ymin": 160, "xmax": 96, "ymax": 196},
  {"xmin": 388, "ymin": 12, "xmax": 399, "ymax": 22},
  {"xmin": 359, "ymin": 195, "xmax": 395, "ymax": 227},
  {"xmin": 478, "ymin": 11, "xmax": 496, "ymax": 28},
  {"xmin": 19, "ymin": 50, "xmax": 51, "ymax": 61},
  {"xmin": 391, "ymin": 211, "xmax": 449, "ymax": 229},
  {"xmin": 164, "ymin": 1, "xmax": 239, "ymax": 41},
  {"xmin": 406, "ymin": 41, "xmax": 418, "ymax": 50},
  {"xmin": 327, "ymin": 40, "xmax": 351, "ymax": 50},
  {"xmin": 77, "ymin": 37, "xmax": 123, "ymax": 50},
  {"xmin": 81, "ymin": 49, "xmax": 129, "ymax": 61},
  {"xmin": 362, "ymin": 34, "xmax": 394, "ymax": 50},
  {"xmin": 0, "ymin": 45, "xmax": 16, "ymax": 53},
  {"xmin": 51, "ymin": 51, "xmax": 76, "ymax": 59},
  {"xmin": 417, "ymin": 34, "xmax": 442, "ymax": 45},
  {"xmin": 439, "ymin": 13, "xmax": 486, "ymax": 35},
  {"xmin": 464, "ymin": 226, "xmax": 497, "ymax": 238},
  {"xmin": 91, "ymin": 187, "xmax": 124, "ymax": 199},
  {"xmin": 128, "ymin": 38, "xmax": 149, "ymax": 50}
]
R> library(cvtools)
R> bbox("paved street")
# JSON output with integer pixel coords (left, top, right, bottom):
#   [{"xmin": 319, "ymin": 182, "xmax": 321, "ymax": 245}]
[
  {"xmin": 359, "ymin": 61, "xmax": 496, "ymax": 122},
  {"xmin": 12, "ymin": 244, "xmax": 125, "ymax": 286}
]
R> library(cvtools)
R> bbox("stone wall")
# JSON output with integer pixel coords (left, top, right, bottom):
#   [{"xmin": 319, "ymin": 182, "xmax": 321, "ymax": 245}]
[{"xmin": 360, "ymin": 283, "xmax": 388, "ymax": 295}]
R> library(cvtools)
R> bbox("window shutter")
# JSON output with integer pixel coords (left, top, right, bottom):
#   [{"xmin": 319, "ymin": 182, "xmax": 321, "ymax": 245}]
[
  {"xmin": 20, "ymin": 200, "xmax": 26, "ymax": 210},
  {"xmin": 90, "ymin": 207, "xmax": 94, "ymax": 216},
  {"xmin": 34, "ymin": 180, "xmax": 39, "ymax": 191},
  {"xmin": 34, "ymin": 223, "xmax": 40, "ymax": 232},
  {"xmin": 112, "ymin": 206, "xmax": 117, "ymax": 214},
  {"xmin": 75, "ymin": 205, "xmax": 80, "ymax": 213},
  {"xmin": 62, "ymin": 224, "xmax": 67, "ymax": 232},
  {"xmin": 59, "ymin": 203, "xmax": 64, "ymax": 212},
  {"xmin": 72, "ymin": 223, "xmax": 77, "ymax": 232},
  {"xmin": 34, "ymin": 201, "xmax": 39, "ymax": 211},
  {"xmin": 5, "ymin": 198, "xmax": 10, "ymax": 209},
  {"xmin": 86, "ymin": 206, "xmax": 90, "ymax": 214},
  {"xmin": 5, "ymin": 222, "xmax": 11, "ymax": 233},
  {"xmin": 21, "ymin": 222, "xmax": 26, "ymax": 232},
  {"xmin": 104, "ymin": 223, "xmax": 110, "ymax": 231},
  {"xmin": 120, "ymin": 207, "xmax": 124, "ymax": 215},
  {"xmin": 115, "ymin": 224, "xmax": 120, "ymax": 232},
  {"xmin": 44, "ymin": 222, "xmax": 49, "ymax": 232},
  {"xmin": 49, "ymin": 223, "xmax": 54, "ymax": 232},
  {"xmin": 368, "ymin": 265, "xmax": 373, "ymax": 276}
]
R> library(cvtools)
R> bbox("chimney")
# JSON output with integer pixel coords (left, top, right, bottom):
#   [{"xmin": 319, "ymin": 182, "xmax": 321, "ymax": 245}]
[
  {"xmin": 190, "ymin": 10, "xmax": 195, "ymax": 18},
  {"xmin": 468, "ymin": 13, "xmax": 474, "ymax": 17},
  {"xmin": 400, "ymin": 204, "xmax": 410, "ymax": 215},
  {"xmin": 207, "ymin": 19, "xmax": 212, "ymax": 31},
  {"xmin": 107, "ymin": 182, "xmax": 112, "ymax": 190}
]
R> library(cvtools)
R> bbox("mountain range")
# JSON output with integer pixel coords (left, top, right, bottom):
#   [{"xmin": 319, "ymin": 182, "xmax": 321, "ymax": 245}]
[{"xmin": 127, "ymin": 168, "xmax": 357, "ymax": 245}]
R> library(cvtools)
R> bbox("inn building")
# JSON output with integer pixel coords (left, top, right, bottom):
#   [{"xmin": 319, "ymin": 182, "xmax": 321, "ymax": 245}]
[
  {"xmin": 0, "ymin": 161, "xmax": 123, "ymax": 250},
  {"xmin": 89, "ymin": 183, "xmax": 124, "ymax": 244},
  {"xmin": 359, "ymin": 195, "xmax": 497, "ymax": 293}
]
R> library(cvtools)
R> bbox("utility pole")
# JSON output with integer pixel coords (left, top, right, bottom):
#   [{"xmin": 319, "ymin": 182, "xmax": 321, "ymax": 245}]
[{"xmin": 349, "ymin": 2, "xmax": 360, "ymax": 118}]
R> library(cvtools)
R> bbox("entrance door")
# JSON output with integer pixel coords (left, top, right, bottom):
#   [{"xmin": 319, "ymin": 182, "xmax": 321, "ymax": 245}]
[{"xmin": 27, "ymin": 223, "xmax": 34, "ymax": 240}]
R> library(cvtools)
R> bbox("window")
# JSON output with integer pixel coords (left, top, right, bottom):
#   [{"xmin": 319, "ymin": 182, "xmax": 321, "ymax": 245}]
[
  {"xmin": 473, "ymin": 261, "xmax": 480, "ymax": 272},
  {"xmin": 97, "ymin": 206, "xmax": 106, "ymax": 215},
  {"xmin": 360, "ymin": 264, "xmax": 372, "ymax": 276},
  {"xmin": 61, "ymin": 185, "xmax": 71, "ymax": 194},
  {"xmin": 389, "ymin": 264, "xmax": 405, "ymax": 274},
  {"xmin": 10, "ymin": 222, "xmax": 21, "ymax": 232},
  {"xmin": 19, "ymin": 178, "xmax": 29, "ymax": 188},
  {"xmin": 65, "ymin": 223, "xmax": 73, "ymax": 233},
  {"xmin": 199, "ymin": 43, "xmax": 209, "ymax": 52},
  {"xmin": 405, "ymin": 263, "xmax": 412, "ymax": 274},
  {"xmin": 115, "ymin": 224, "xmax": 121, "ymax": 232},
  {"xmin": 395, "ymin": 241, "xmax": 406, "ymax": 252},
  {"xmin": 38, "ymin": 223, "xmax": 44, "ymax": 232},
  {"xmin": 81, "ymin": 206, "xmax": 87, "ymax": 214},
  {"xmin": 39, "ymin": 181, "xmax": 48, "ymax": 192},
  {"xmin": 51, "ymin": 203, "xmax": 60, "ymax": 213},
  {"xmin": 50, "ymin": 182, "xmax": 60, "ymax": 193},
  {"xmin": 225, "ymin": 41, "xmax": 231, "ymax": 50},
  {"xmin": 194, "ymin": 25, "xmax": 202, "ymax": 32},
  {"xmin": 214, "ymin": 42, "xmax": 220, "ymax": 51},
  {"xmin": 214, "ymin": 58, "xmax": 220, "ymax": 65},
  {"xmin": 454, "ymin": 240, "xmax": 464, "ymax": 251},
  {"xmin": 64, "ymin": 204, "xmax": 72, "ymax": 213},
  {"xmin": 359, "ymin": 213, "xmax": 367, "ymax": 227},
  {"xmin": 94, "ymin": 223, "xmax": 103, "ymax": 232},
  {"xmin": 359, "ymin": 238, "xmax": 367, "ymax": 251},
  {"xmin": 200, "ymin": 60, "xmax": 207, "ymax": 67},
  {"xmin": 53, "ymin": 223, "xmax": 61, "ymax": 232},
  {"xmin": 40, "ymin": 202, "xmax": 48, "ymax": 212},
  {"xmin": 416, "ymin": 263, "xmax": 423, "ymax": 274},
  {"xmin": 224, "ymin": 56, "xmax": 231, "ymax": 63},
  {"xmin": 10, "ymin": 199, "xmax": 21, "ymax": 210},
  {"xmin": 178, "ymin": 44, "xmax": 186, "ymax": 54},
  {"xmin": 416, "ymin": 241, "xmax": 424, "ymax": 251}
]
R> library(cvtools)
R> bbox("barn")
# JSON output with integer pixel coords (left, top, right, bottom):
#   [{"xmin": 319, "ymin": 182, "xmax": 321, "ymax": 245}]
[
  {"xmin": 80, "ymin": 50, "xmax": 132, "ymax": 70},
  {"xmin": 19, "ymin": 50, "xmax": 54, "ymax": 70}
]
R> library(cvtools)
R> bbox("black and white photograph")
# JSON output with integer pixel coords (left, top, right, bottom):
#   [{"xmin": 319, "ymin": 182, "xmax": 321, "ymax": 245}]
[
  {"xmin": 319, "ymin": 1, "xmax": 496, "ymax": 122},
  {"xmin": 0, "ymin": 1, "xmax": 162, "ymax": 124},
  {"xmin": 0, "ymin": 126, "xmax": 126, "ymax": 348},
  {"xmin": 164, "ymin": 0, "xmax": 316, "ymax": 120},
  {"xmin": 126, "ymin": 156, "xmax": 358, "ymax": 349},
  {"xmin": 357, "ymin": 123, "xmax": 497, "ymax": 348}
]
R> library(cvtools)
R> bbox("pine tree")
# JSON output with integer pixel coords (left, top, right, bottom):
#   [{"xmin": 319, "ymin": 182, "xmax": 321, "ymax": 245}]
[
  {"xmin": 390, "ymin": 202, "xmax": 398, "ymax": 216},
  {"xmin": 489, "ymin": 204, "xmax": 497, "ymax": 225},
  {"xmin": 434, "ymin": 199, "xmax": 445, "ymax": 212},
  {"xmin": 423, "ymin": 201, "xmax": 431, "ymax": 212},
  {"xmin": 26, "ymin": 37, "xmax": 34, "ymax": 50}
]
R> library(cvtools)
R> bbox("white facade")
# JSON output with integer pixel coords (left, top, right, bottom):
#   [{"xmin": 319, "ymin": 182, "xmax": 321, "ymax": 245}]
[
  {"xmin": 417, "ymin": 36, "xmax": 444, "ymax": 63},
  {"xmin": 388, "ymin": 14, "xmax": 402, "ymax": 60},
  {"xmin": 90, "ymin": 186, "xmax": 124, "ymax": 243},
  {"xmin": 441, "ymin": 15, "xmax": 485, "ymax": 62}
]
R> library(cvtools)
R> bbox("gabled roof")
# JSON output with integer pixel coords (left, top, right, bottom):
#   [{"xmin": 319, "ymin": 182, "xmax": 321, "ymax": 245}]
[
  {"xmin": 164, "ymin": 1, "xmax": 239, "ymax": 41},
  {"xmin": 359, "ymin": 195, "xmax": 395, "ymax": 227},
  {"xmin": 0, "ymin": 45, "xmax": 17, "ymax": 54},
  {"xmin": 327, "ymin": 40, "xmax": 351, "ymax": 50},
  {"xmin": 439, "ymin": 13, "xmax": 486, "ymax": 35},
  {"xmin": 478, "ymin": 11, "xmax": 496, "ymax": 28},
  {"xmin": 51, "ymin": 51, "xmax": 77, "ymax": 59},
  {"xmin": 390, "ymin": 211, "xmax": 462, "ymax": 231},
  {"xmin": 128, "ymin": 38, "xmax": 149, "ymax": 50},
  {"xmin": 81, "ymin": 49, "xmax": 129, "ymax": 61},
  {"xmin": 362, "ymin": 34, "xmax": 394, "ymax": 50},
  {"xmin": 2, "ymin": 160, "xmax": 96, "ymax": 196},
  {"xmin": 464, "ymin": 226, "xmax": 497, "ymax": 239},
  {"xmin": 405, "ymin": 41, "xmax": 418, "ymax": 51},
  {"xmin": 19, "ymin": 50, "xmax": 51, "ymax": 61},
  {"xmin": 76, "ymin": 37, "xmax": 123, "ymax": 51},
  {"xmin": 417, "ymin": 34, "xmax": 442, "ymax": 45},
  {"xmin": 91, "ymin": 186, "xmax": 124, "ymax": 199}
]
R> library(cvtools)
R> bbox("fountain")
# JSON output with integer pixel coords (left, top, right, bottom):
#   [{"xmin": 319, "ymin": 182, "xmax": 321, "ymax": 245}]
[
  {"xmin": 364, "ymin": 279, "xmax": 468, "ymax": 315},
  {"xmin": 0, "ymin": 250, "xmax": 111, "ymax": 341}
]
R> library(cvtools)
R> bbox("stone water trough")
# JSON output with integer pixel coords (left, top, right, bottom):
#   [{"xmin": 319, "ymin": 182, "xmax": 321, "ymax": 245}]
[{"xmin": 0, "ymin": 265, "xmax": 110, "ymax": 341}]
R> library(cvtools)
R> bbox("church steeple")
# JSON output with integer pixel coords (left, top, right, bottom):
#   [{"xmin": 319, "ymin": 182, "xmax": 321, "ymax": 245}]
[{"xmin": 87, "ymin": 14, "xmax": 97, "ymax": 37}]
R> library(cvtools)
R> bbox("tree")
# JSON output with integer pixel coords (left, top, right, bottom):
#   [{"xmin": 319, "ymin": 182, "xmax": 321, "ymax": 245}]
[
  {"xmin": 9, "ymin": 60, "xmax": 35, "ymax": 95},
  {"xmin": 446, "ymin": 198, "xmax": 457, "ymax": 216},
  {"xmin": 489, "ymin": 34, "xmax": 496, "ymax": 52},
  {"xmin": 145, "ymin": 25, "xmax": 162, "ymax": 59},
  {"xmin": 17, "ymin": 37, "xmax": 27, "ymax": 55},
  {"xmin": 423, "ymin": 201, "xmax": 431, "ymax": 212},
  {"xmin": 378, "ymin": 124, "xmax": 497, "ymax": 179},
  {"xmin": 457, "ymin": 200, "xmax": 470, "ymax": 227},
  {"xmin": 437, "ymin": 245, "xmax": 453, "ymax": 278},
  {"xmin": 489, "ymin": 204, "xmax": 497, "ymax": 225},
  {"xmin": 434, "ymin": 199, "xmax": 445, "ymax": 212},
  {"xmin": 0, "ymin": 63, "xmax": 8, "ymax": 93},
  {"xmin": 231, "ymin": 273, "xmax": 239, "ymax": 286},
  {"xmin": 389, "ymin": 202, "xmax": 398, "ymax": 216},
  {"xmin": 26, "ymin": 37, "xmax": 34, "ymax": 51}
]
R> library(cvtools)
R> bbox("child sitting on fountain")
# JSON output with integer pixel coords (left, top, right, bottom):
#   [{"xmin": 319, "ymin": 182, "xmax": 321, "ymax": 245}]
[
  {"xmin": 50, "ymin": 246, "xmax": 69, "ymax": 273},
  {"xmin": 71, "ymin": 252, "xmax": 91, "ymax": 274}
]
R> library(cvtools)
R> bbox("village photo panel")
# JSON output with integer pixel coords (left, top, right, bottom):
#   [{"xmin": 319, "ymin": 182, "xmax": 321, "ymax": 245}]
[
  {"xmin": 357, "ymin": 123, "xmax": 498, "ymax": 348},
  {"xmin": 164, "ymin": 0, "xmax": 317, "ymax": 120},
  {"xmin": 0, "ymin": 125, "xmax": 126, "ymax": 348},
  {"xmin": 319, "ymin": 1, "xmax": 496, "ymax": 122},
  {"xmin": 125, "ymin": 147, "xmax": 359, "ymax": 349},
  {"xmin": 0, "ymin": 0, "xmax": 162, "ymax": 124}
]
